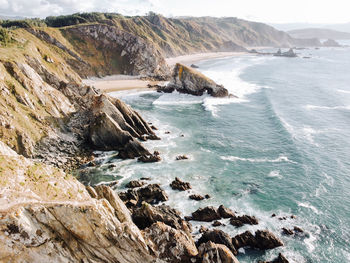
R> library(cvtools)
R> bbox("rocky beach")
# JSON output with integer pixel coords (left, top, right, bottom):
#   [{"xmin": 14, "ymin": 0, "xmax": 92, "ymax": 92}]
[{"xmin": 0, "ymin": 11, "xmax": 349, "ymax": 263}]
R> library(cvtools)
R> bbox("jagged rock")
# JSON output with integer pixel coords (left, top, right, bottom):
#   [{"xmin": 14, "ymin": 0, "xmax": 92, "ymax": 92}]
[
  {"xmin": 126, "ymin": 180, "xmax": 147, "ymax": 188},
  {"xmin": 229, "ymin": 215, "xmax": 259, "ymax": 227},
  {"xmin": 232, "ymin": 231, "xmax": 257, "ymax": 249},
  {"xmin": 293, "ymin": 226, "xmax": 304, "ymax": 233},
  {"xmin": 132, "ymin": 203, "xmax": 191, "ymax": 235},
  {"xmin": 281, "ymin": 228, "xmax": 294, "ymax": 236},
  {"xmin": 89, "ymin": 112, "xmax": 150, "ymax": 158},
  {"xmin": 191, "ymin": 206, "xmax": 221, "ymax": 222},
  {"xmin": 232, "ymin": 230, "xmax": 282, "ymax": 251},
  {"xmin": 197, "ymin": 241, "xmax": 240, "ymax": 263},
  {"xmin": 258, "ymin": 253, "xmax": 289, "ymax": 263},
  {"xmin": 138, "ymin": 152, "xmax": 161, "ymax": 163},
  {"xmin": 119, "ymin": 184, "xmax": 168, "ymax": 206},
  {"xmin": 212, "ymin": 220, "xmax": 223, "ymax": 227},
  {"xmin": 162, "ymin": 63, "xmax": 229, "ymax": 97},
  {"xmin": 273, "ymin": 48, "xmax": 297, "ymax": 57},
  {"xmin": 218, "ymin": 205, "xmax": 235, "ymax": 218},
  {"xmin": 199, "ymin": 225, "xmax": 208, "ymax": 233},
  {"xmin": 191, "ymin": 64, "xmax": 199, "ymax": 68},
  {"xmin": 197, "ymin": 229, "xmax": 238, "ymax": 256},
  {"xmin": 170, "ymin": 177, "xmax": 192, "ymax": 191},
  {"xmin": 254, "ymin": 230, "xmax": 284, "ymax": 250},
  {"xmin": 143, "ymin": 222, "xmax": 198, "ymax": 263},
  {"xmin": 62, "ymin": 24, "xmax": 171, "ymax": 79},
  {"xmin": 189, "ymin": 194, "xmax": 205, "ymax": 201},
  {"xmin": 175, "ymin": 155, "xmax": 189, "ymax": 160}
]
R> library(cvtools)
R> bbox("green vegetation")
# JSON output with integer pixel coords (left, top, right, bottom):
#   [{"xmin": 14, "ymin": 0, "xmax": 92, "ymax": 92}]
[
  {"xmin": 0, "ymin": 27, "xmax": 12, "ymax": 46},
  {"xmin": 0, "ymin": 18, "xmax": 46, "ymax": 28},
  {"xmin": 45, "ymin": 12, "xmax": 122, "ymax": 27}
]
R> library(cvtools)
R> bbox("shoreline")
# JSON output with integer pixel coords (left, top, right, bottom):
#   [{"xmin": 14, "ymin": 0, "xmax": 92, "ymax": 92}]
[{"xmin": 84, "ymin": 51, "xmax": 248, "ymax": 93}]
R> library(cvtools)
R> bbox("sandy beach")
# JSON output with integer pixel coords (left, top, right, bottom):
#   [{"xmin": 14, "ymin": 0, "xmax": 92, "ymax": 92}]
[{"xmin": 84, "ymin": 52, "xmax": 247, "ymax": 93}]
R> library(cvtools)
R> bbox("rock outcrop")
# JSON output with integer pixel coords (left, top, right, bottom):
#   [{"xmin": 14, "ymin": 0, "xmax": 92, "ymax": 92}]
[
  {"xmin": 160, "ymin": 63, "xmax": 229, "ymax": 97},
  {"xmin": 232, "ymin": 230, "xmax": 283, "ymax": 250},
  {"xmin": 197, "ymin": 241, "xmax": 240, "ymax": 263},
  {"xmin": 170, "ymin": 177, "xmax": 192, "ymax": 191},
  {"xmin": 191, "ymin": 206, "xmax": 222, "ymax": 222},
  {"xmin": 197, "ymin": 229, "xmax": 238, "ymax": 255},
  {"xmin": 323, "ymin": 39, "xmax": 341, "ymax": 47}
]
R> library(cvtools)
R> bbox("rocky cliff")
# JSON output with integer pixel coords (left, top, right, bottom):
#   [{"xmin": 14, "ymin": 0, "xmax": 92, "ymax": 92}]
[
  {"xmin": 0, "ymin": 27, "xmax": 157, "ymax": 168},
  {"xmin": 160, "ymin": 63, "xmax": 229, "ymax": 97}
]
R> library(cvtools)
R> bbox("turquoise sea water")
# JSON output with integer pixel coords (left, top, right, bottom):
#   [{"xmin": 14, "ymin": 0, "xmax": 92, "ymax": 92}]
[{"xmin": 84, "ymin": 46, "xmax": 350, "ymax": 262}]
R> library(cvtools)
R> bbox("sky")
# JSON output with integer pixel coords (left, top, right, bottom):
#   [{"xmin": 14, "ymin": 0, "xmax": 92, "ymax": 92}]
[{"xmin": 0, "ymin": 0, "xmax": 349, "ymax": 24}]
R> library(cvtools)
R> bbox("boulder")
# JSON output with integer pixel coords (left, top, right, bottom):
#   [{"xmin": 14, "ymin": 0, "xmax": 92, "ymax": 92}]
[
  {"xmin": 197, "ymin": 229, "xmax": 238, "ymax": 255},
  {"xmin": 258, "ymin": 253, "xmax": 289, "ymax": 263},
  {"xmin": 254, "ymin": 230, "xmax": 283, "ymax": 250},
  {"xmin": 232, "ymin": 230, "xmax": 283, "ymax": 250},
  {"xmin": 191, "ymin": 206, "xmax": 221, "ymax": 222},
  {"xmin": 189, "ymin": 194, "xmax": 205, "ymax": 201},
  {"xmin": 132, "ymin": 203, "xmax": 192, "ymax": 235},
  {"xmin": 197, "ymin": 241, "xmax": 240, "ymax": 263},
  {"xmin": 175, "ymin": 155, "xmax": 189, "ymax": 160},
  {"xmin": 119, "ymin": 184, "xmax": 168, "ymax": 206},
  {"xmin": 162, "ymin": 63, "xmax": 229, "ymax": 97},
  {"xmin": 170, "ymin": 177, "xmax": 192, "ymax": 191},
  {"xmin": 218, "ymin": 205, "xmax": 235, "ymax": 218},
  {"xmin": 126, "ymin": 180, "xmax": 146, "ymax": 188},
  {"xmin": 143, "ymin": 222, "xmax": 198, "ymax": 263},
  {"xmin": 137, "ymin": 152, "xmax": 161, "ymax": 163},
  {"xmin": 229, "ymin": 215, "xmax": 259, "ymax": 227},
  {"xmin": 212, "ymin": 220, "xmax": 223, "ymax": 227}
]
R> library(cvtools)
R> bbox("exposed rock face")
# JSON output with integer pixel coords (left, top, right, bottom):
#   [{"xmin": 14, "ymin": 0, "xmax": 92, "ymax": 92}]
[
  {"xmin": 126, "ymin": 180, "xmax": 147, "ymax": 188},
  {"xmin": 170, "ymin": 177, "xmax": 192, "ymax": 191},
  {"xmin": 119, "ymin": 184, "xmax": 169, "ymax": 206},
  {"xmin": 191, "ymin": 206, "xmax": 221, "ymax": 222},
  {"xmin": 189, "ymin": 194, "xmax": 205, "ymax": 201},
  {"xmin": 218, "ymin": 205, "xmax": 236, "ymax": 218},
  {"xmin": 229, "ymin": 214, "xmax": 259, "ymax": 227},
  {"xmin": 258, "ymin": 253, "xmax": 289, "ymax": 263},
  {"xmin": 132, "ymin": 203, "xmax": 192, "ymax": 234},
  {"xmin": 198, "ymin": 241, "xmax": 240, "ymax": 263},
  {"xmin": 62, "ymin": 24, "xmax": 170, "ymax": 79},
  {"xmin": 197, "ymin": 229, "xmax": 238, "ymax": 256},
  {"xmin": 162, "ymin": 63, "xmax": 229, "ymax": 97},
  {"xmin": 0, "ymin": 152, "xmax": 157, "ymax": 263},
  {"xmin": 232, "ymin": 230, "xmax": 283, "ymax": 251},
  {"xmin": 143, "ymin": 222, "xmax": 198, "ymax": 263}
]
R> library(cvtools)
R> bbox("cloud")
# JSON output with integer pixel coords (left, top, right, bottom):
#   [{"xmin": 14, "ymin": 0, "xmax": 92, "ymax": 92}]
[{"xmin": 0, "ymin": 0, "xmax": 154, "ymax": 18}]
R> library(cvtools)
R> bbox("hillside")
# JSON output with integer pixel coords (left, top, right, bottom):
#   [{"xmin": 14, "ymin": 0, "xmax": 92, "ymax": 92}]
[{"xmin": 288, "ymin": 28, "xmax": 350, "ymax": 40}]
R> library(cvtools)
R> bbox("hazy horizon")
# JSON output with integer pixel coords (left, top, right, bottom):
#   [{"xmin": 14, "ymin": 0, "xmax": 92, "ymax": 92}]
[{"xmin": 0, "ymin": 0, "xmax": 349, "ymax": 25}]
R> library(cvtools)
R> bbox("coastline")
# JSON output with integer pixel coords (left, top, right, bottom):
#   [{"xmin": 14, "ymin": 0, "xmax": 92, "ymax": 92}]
[{"xmin": 84, "ymin": 52, "xmax": 247, "ymax": 93}]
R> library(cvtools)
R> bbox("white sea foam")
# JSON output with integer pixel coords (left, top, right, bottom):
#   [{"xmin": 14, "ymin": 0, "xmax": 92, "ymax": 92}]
[
  {"xmin": 305, "ymin": 104, "xmax": 350, "ymax": 110},
  {"xmin": 153, "ymin": 56, "xmax": 271, "ymax": 116},
  {"xmin": 221, "ymin": 155, "xmax": 293, "ymax": 163},
  {"xmin": 298, "ymin": 202, "xmax": 321, "ymax": 215},
  {"xmin": 267, "ymin": 170, "xmax": 283, "ymax": 178}
]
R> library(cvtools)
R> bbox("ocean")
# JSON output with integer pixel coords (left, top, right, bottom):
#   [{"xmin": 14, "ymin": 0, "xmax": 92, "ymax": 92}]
[{"xmin": 82, "ymin": 45, "xmax": 350, "ymax": 262}]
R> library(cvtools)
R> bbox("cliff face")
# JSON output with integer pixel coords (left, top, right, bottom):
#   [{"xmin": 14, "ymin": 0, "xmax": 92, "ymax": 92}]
[
  {"xmin": 0, "ymin": 144, "xmax": 159, "ymax": 263},
  {"xmin": 0, "ymin": 28, "xmax": 156, "ymax": 168}
]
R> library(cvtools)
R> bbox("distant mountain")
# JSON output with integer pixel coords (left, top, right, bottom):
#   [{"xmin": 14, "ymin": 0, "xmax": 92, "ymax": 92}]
[
  {"xmin": 288, "ymin": 28, "xmax": 350, "ymax": 40},
  {"xmin": 271, "ymin": 22, "xmax": 350, "ymax": 33}
]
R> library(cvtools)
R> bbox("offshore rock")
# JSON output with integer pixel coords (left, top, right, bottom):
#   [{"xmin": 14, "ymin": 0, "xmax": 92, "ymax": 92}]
[
  {"xmin": 232, "ymin": 230, "xmax": 283, "ymax": 251},
  {"xmin": 126, "ymin": 180, "xmax": 147, "ymax": 188},
  {"xmin": 258, "ymin": 253, "xmax": 289, "ymax": 263},
  {"xmin": 191, "ymin": 206, "xmax": 221, "ymax": 222},
  {"xmin": 197, "ymin": 241, "xmax": 240, "ymax": 263},
  {"xmin": 162, "ymin": 63, "xmax": 229, "ymax": 97},
  {"xmin": 197, "ymin": 229, "xmax": 238, "ymax": 256},
  {"xmin": 229, "ymin": 214, "xmax": 259, "ymax": 227},
  {"xmin": 170, "ymin": 177, "xmax": 192, "ymax": 191},
  {"xmin": 119, "ymin": 184, "xmax": 169, "ymax": 206},
  {"xmin": 218, "ymin": 205, "xmax": 236, "ymax": 218},
  {"xmin": 143, "ymin": 222, "xmax": 198, "ymax": 263},
  {"xmin": 132, "ymin": 203, "xmax": 192, "ymax": 235}
]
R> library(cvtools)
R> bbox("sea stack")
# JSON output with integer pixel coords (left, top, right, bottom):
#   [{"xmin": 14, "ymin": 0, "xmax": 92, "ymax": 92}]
[{"xmin": 161, "ymin": 63, "xmax": 229, "ymax": 97}]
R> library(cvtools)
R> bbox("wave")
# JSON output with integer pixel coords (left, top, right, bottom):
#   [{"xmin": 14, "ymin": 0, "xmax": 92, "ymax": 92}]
[
  {"xmin": 305, "ymin": 104, "xmax": 350, "ymax": 110},
  {"xmin": 221, "ymin": 155, "xmax": 294, "ymax": 163},
  {"xmin": 298, "ymin": 202, "xmax": 321, "ymax": 215},
  {"xmin": 267, "ymin": 170, "xmax": 283, "ymax": 178}
]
